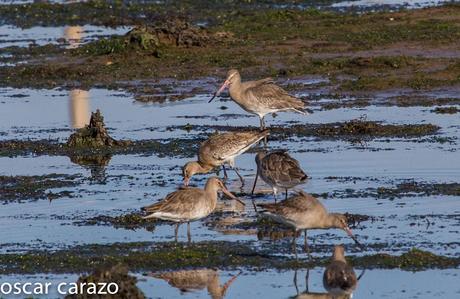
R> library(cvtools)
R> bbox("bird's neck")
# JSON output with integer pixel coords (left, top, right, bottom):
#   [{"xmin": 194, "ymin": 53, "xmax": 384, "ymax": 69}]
[
  {"xmin": 197, "ymin": 162, "xmax": 214, "ymax": 174},
  {"xmin": 324, "ymin": 213, "xmax": 342, "ymax": 229},
  {"xmin": 204, "ymin": 184, "xmax": 219, "ymax": 206},
  {"xmin": 228, "ymin": 79, "xmax": 242, "ymax": 102},
  {"xmin": 332, "ymin": 253, "xmax": 347, "ymax": 263}
]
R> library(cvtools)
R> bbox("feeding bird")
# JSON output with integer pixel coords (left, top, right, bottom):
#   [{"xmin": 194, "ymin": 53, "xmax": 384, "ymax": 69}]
[
  {"xmin": 182, "ymin": 130, "xmax": 269, "ymax": 186},
  {"xmin": 257, "ymin": 191, "xmax": 363, "ymax": 256},
  {"xmin": 142, "ymin": 177, "xmax": 244, "ymax": 242}
]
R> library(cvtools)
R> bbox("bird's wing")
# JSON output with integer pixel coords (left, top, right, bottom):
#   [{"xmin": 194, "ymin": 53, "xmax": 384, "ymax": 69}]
[
  {"xmin": 262, "ymin": 152, "xmax": 308, "ymax": 185},
  {"xmin": 324, "ymin": 262, "xmax": 357, "ymax": 291},
  {"xmin": 143, "ymin": 188, "xmax": 202, "ymax": 214},
  {"xmin": 202, "ymin": 131, "xmax": 268, "ymax": 163},
  {"xmin": 244, "ymin": 81, "xmax": 305, "ymax": 111},
  {"xmin": 257, "ymin": 191, "xmax": 318, "ymax": 217}
]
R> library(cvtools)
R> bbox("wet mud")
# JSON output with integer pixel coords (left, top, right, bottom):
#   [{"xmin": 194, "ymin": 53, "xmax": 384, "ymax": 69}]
[
  {"xmin": 0, "ymin": 173, "xmax": 79, "ymax": 203},
  {"xmin": 1, "ymin": 4, "xmax": 460, "ymax": 96},
  {"xmin": 66, "ymin": 264, "xmax": 145, "ymax": 299},
  {"xmin": 1, "ymin": 1, "xmax": 460, "ymax": 297},
  {"xmin": 0, "ymin": 242, "xmax": 457, "ymax": 275}
]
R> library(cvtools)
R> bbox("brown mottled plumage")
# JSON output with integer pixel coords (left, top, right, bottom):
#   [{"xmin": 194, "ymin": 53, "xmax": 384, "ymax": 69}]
[
  {"xmin": 142, "ymin": 177, "xmax": 243, "ymax": 242},
  {"xmin": 257, "ymin": 191, "xmax": 362, "ymax": 254},
  {"xmin": 209, "ymin": 69, "xmax": 307, "ymax": 129},
  {"xmin": 252, "ymin": 150, "xmax": 308, "ymax": 200},
  {"xmin": 323, "ymin": 245, "xmax": 357, "ymax": 296},
  {"xmin": 182, "ymin": 130, "xmax": 269, "ymax": 186},
  {"xmin": 150, "ymin": 269, "xmax": 240, "ymax": 299}
]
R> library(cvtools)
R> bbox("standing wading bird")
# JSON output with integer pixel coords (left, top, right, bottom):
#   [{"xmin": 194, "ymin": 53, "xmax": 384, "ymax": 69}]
[
  {"xmin": 142, "ymin": 177, "xmax": 245, "ymax": 243},
  {"xmin": 209, "ymin": 69, "xmax": 307, "ymax": 130},
  {"xmin": 182, "ymin": 130, "xmax": 269, "ymax": 186},
  {"xmin": 323, "ymin": 245, "xmax": 357, "ymax": 296},
  {"xmin": 251, "ymin": 150, "xmax": 308, "ymax": 202},
  {"xmin": 256, "ymin": 191, "xmax": 363, "ymax": 257}
]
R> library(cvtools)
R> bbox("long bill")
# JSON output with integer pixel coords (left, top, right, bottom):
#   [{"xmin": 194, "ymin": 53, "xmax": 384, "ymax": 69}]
[
  {"xmin": 221, "ymin": 186, "xmax": 245, "ymax": 206},
  {"xmin": 344, "ymin": 226, "xmax": 364, "ymax": 250},
  {"xmin": 208, "ymin": 80, "xmax": 229, "ymax": 103}
]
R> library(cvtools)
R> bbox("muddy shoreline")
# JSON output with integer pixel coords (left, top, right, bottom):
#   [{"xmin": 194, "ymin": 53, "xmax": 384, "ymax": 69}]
[
  {"xmin": 1, "ymin": 2, "xmax": 460, "ymax": 297},
  {"xmin": 0, "ymin": 241, "xmax": 457, "ymax": 275},
  {"xmin": 1, "ymin": 4, "xmax": 460, "ymax": 98}
]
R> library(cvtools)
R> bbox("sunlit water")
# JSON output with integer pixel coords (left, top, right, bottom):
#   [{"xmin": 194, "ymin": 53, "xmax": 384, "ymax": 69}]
[
  {"xmin": 0, "ymin": 25, "xmax": 131, "ymax": 48},
  {"xmin": 1, "ymin": 268, "xmax": 460, "ymax": 298}
]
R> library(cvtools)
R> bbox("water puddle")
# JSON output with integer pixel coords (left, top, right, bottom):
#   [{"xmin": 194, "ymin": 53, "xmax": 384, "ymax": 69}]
[
  {"xmin": 0, "ymin": 25, "xmax": 131, "ymax": 48},
  {"xmin": 1, "ymin": 268, "xmax": 459, "ymax": 298}
]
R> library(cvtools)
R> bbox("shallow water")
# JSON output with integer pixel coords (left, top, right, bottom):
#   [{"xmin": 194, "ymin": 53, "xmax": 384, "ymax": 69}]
[
  {"xmin": 1, "ymin": 2, "xmax": 460, "ymax": 296},
  {"xmin": 1, "ymin": 268, "xmax": 460, "ymax": 298},
  {"xmin": 0, "ymin": 25, "xmax": 130, "ymax": 48},
  {"xmin": 0, "ymin": 86, "xmax": 459, "ymax": 260}
]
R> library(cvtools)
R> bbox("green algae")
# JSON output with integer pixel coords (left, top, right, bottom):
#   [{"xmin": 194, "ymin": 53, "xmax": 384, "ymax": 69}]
[
  {"xmin": 323, "ymin": 182, "xmax": 460, "ymax": 200},
  {"xmin": 2, "ymin": 5, "xmax": 460, "ymax": 93},
  {"xmin": 0, "ymin": 174, "xmax": 80, "ymax": 202},
  {"xmin": 432, "ymin": 106, "xmax": 459, "ymax": 114},
  {"xmin": 0, "ymin": 242, "xmax": 457, "ymax": 274},
  {"xmin": 77, "ymin": 213, "xmax": 156, "ymax": 232},
  {"xmin": 352, "ymin": 248, "xmax": 459, "ymax": 271},
  {"xmin": 0, "ymin": 138, "xmax": 198, "ymax": 159}
]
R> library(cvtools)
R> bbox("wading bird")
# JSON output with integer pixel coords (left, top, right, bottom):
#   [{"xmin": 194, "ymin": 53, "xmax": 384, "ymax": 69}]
[
  {"xmin": 256, "ymin": 191, "xmax": 362, "ymax": 257},
  {"xmin": 251, "ymin": 150, "xmax": 308, "ymax": 202},
  {"xmin": 183, "ymin": 130, "xmax": 269, "ymax": 186},
  {"xmin": 323, "ymin": 245, "xmax": 357, "ymax": 296},
  {"xmin": 142, "ymin": 177, "xmax": 244, "ymax": 242},
  {"xmin": 209, "ymin": 69, "xmax": 307, "ymax": 130}
]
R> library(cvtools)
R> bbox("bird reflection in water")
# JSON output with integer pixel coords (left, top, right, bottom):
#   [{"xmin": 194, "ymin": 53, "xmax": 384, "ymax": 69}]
[
  {"xmin": 65, "ymin": 24, "xmax": 90, "ymax": 129},
  {"xmin": 69, "ymin": 89, "xmax": 90, "ymax": 129},
  {"xmin": 150, "ymin": 269, "xmax": 241, "ymax": 299},
  {"xmin": 293, "ymin": 245, "xmax": 363, "ymax": 299}
]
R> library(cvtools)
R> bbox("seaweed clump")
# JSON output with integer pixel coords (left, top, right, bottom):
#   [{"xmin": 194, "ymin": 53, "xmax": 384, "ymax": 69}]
[
  {"xmin": 315, "ymin": 119, "xmax": 439, "ymax": 138},
  {"xmin": 67, "ymin": 110, "xmax": 130, "ymax": 148},
  {"xmin": 79, "ymin": 213, "xmax": 156, "ymax": 232},
  {"xmin": 65, "ymin": 264, "xmax": 145, "ymax": 299},
  {"xmin": 356, "ymin": 248, "xmax": 458, "ymax": 270},
  {"xmin": 432, "ymin": 106, "xmax": 459, "ymax": 114},
  {"xmin": 78, "ymin": 19, "xmax": 228, "ymax": 56},
  {"xmin": 129, "ymin": 19, "xmax": 210, "ymax": 49}
]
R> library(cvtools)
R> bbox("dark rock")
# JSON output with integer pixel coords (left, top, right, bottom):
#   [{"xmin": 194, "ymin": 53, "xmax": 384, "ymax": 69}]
[
  {"xmin": 67, "ymin": 110, "xmax": 130, "ymax": 148},
  {"xmin": 65, "ymin": 264, "xmax": 145, "ymax": 299}
]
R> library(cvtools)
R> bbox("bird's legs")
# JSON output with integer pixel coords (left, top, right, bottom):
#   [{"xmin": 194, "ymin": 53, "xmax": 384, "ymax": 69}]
[
  {"xmin": 292, "ymin": 230, "xmax": 298, "ymax": 261},
  {"xmin": 251, "ymin": 172, "xmax": 258, "ymax": 194},
  {"xmin": 259, "ymin": 117, "xmax": 265, "ymax": 130},
  {"xmin": 304, "ymin": 230, "xmax": 311, "ymax": 259},
  {"xmin": 273, "ymin": 188, "xmax": 278, "ymax": 203},
  {"xmin": 222, "ymin": 165, "xmax": 228, "ymax": 180},
  {"xmin": 259, "ymin": 117, "xmax": 268, "ymax": 146},
  {"xmin": 174, "ymin": 223, "xmax": 180, "ymax": 243},
  {"xmin": 293, "ymin": 268, "xmax": 299, "ymax": 295},
  {"xmin": 305, "ymin": 268, "xmax": 310, "ymax": 293},
  {"xmin": 187, "ymin": 222, "xmax": 191, "ymax": 244},
  {"xmin": 285, "ymin": 188, "xmax": 288, "ymax": 200},
  {"xmin": 232, "ymin": 167, "xmax": 245, "ymax": 186}
]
